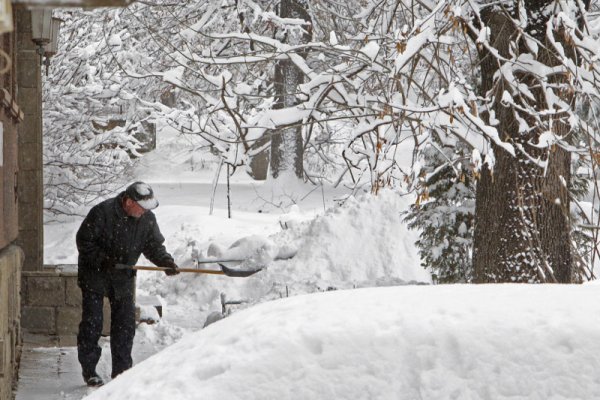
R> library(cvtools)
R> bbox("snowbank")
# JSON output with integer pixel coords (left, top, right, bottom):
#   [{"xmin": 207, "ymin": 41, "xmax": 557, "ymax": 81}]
[
  {"xmin": 265, "ymin": 190, "xmax": 431, "ymax": 290},
  {"xmin": 85, "ymin": 284, "xmax": 600, "ymax": 400}
]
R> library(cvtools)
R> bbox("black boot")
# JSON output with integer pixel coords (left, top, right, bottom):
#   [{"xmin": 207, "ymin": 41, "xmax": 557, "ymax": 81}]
[{"xmin": 83, "ymin": 372, "xmax": 104, "ymax": 387}]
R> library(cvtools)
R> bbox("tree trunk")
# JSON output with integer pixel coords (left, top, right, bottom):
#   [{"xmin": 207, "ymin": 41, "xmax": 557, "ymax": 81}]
[
  {"xmin": 270, "ymin": 0, "xmax": 311, "ymax": 179},
  {"xmin": 472, "ymin": 6, "xmax": 572, "ymax": 283}
]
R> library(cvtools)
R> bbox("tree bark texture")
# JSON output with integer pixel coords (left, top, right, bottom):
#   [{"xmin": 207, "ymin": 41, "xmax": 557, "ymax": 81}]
[
  {"xmin": 270, "ymin": 0, "xmax": 311, "ymax": 179},
  {"xmin": 472, "ymin": 5, "xmax": 573, "ymax": 283}
]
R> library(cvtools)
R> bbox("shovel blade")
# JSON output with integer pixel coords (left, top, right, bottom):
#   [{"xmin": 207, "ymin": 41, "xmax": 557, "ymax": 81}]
[{"xmin": 218, "ymin": 263, "xmax": 263, "ymax": 277}]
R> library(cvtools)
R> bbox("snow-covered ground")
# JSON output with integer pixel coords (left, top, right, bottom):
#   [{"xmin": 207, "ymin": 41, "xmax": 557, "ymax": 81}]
[{"xmin": 85, "ymin": 284, "xmax": 600, "ymax": 400}]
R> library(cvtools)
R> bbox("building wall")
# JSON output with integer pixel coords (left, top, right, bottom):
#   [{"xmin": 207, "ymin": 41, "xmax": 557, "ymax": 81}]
[
  {"xmin": 15, "ymin": 6, "xmax": 42, "ymax": 274},
  {"xmin": 0, "ymin": 11, "xmax": 20, "ymax": 254},
  {"xmin": 0, "ymin": 9, "xmax": 24, "ymax": 400},
  {"xmin": 0, "ymin": 246, "xmax": 23, "ymax": 400}
]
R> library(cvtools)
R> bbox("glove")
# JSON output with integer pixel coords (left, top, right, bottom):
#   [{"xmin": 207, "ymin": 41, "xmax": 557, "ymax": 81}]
[{"xmin": 162, "ymin": 260, "xmax": 180, "ymax": 276}]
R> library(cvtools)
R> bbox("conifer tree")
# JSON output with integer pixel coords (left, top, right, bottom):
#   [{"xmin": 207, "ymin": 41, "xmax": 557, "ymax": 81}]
[{"xmin": 405, "ymin": 142, "xmax": 475, "ymax": 283}]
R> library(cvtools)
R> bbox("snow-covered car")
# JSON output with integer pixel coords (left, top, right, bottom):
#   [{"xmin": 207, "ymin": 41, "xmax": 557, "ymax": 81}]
[{"xmin": 85, "ymin": 284, "xmax": 600, "ymax": 400}]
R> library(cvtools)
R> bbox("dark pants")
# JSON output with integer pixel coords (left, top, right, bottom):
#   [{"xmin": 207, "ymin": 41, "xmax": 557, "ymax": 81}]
[{"xmin": 77, "ymin": 287, "xmax": 136, "ymax": 379}]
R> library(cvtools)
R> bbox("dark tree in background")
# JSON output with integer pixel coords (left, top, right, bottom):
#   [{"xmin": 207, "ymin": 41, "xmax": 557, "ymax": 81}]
[
  {"xmin": 472, "ymin": 2, "xmax": 582, "ymax": 283},
  {"xmin": 270, "ymin": 0, "xmax": 312, "ymax": 179}
]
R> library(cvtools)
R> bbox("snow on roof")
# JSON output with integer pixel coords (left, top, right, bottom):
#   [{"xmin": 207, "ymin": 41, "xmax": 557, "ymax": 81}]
[{"xmin": 84, "ymin": 284, "xmax": 600, "ymax": 400}]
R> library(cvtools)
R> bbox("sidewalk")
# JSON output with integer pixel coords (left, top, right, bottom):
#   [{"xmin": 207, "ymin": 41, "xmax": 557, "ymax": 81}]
[
  {"xmin": 15, "ymin": 334, "xmax": 95, "ymax": 400},
  {"xmin": 16, "ymin": 328, "xmax": 164, "ymax": 400},
  {"xmin": 15, "ymin": 296, "xmax": 167, "ymax": 399}
]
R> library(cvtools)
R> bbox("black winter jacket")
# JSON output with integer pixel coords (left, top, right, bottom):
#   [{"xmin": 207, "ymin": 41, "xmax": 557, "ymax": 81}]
[{"xmin": 76, "ymin": 192, "xmax": 174, "ymax": 298}]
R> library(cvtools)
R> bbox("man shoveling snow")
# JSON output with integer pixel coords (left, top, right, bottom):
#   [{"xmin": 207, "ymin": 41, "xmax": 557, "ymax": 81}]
[{"xmin": 76, "ymin": 182, "xmax": 180, "ymax": 386}]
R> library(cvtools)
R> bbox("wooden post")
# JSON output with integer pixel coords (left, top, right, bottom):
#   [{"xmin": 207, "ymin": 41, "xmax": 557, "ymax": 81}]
[{"xmin": 227, "ymin": 164, "xmax": 231, "ymax": 219}]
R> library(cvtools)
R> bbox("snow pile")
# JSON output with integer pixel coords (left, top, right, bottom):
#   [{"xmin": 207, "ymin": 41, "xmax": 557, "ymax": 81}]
[
  {"xmin": 264, "ymin": 190, "xmax": 431, "ymax": 290},
  {"xmin": 206, "ymin": 235, "xmax": 281, "ymax": 266},
  {"xmin": 85, "ymin": 284, "xmax": 600, "ymax": 400},
  {"xmin": 197, "ymin": 189, "xmax": 430, "ymax": 291}
]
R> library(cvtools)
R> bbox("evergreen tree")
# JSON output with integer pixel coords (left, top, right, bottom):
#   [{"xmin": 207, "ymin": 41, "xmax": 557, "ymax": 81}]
[{"xmin": 405, "ymin": 142, "xmax": 475, "ymax": 283}]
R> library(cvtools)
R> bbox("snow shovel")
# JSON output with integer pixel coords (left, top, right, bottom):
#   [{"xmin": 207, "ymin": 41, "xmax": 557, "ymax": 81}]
[{"xmin": 115, "ymin": 262, "xmax": 263, "ymax": 277}]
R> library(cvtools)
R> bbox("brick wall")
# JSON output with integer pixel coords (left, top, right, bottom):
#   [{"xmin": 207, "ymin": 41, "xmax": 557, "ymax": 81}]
[
  {"xmin": 0, "ymin": 245, "xmax": 23, "ymax": 400},
  {"xmin": 20, "ymin": 265, "xmax": 161, "ymax": 346},
  {"xmin": 20, "ymin": 266, "xmax": 111, "ymax": 346}
]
